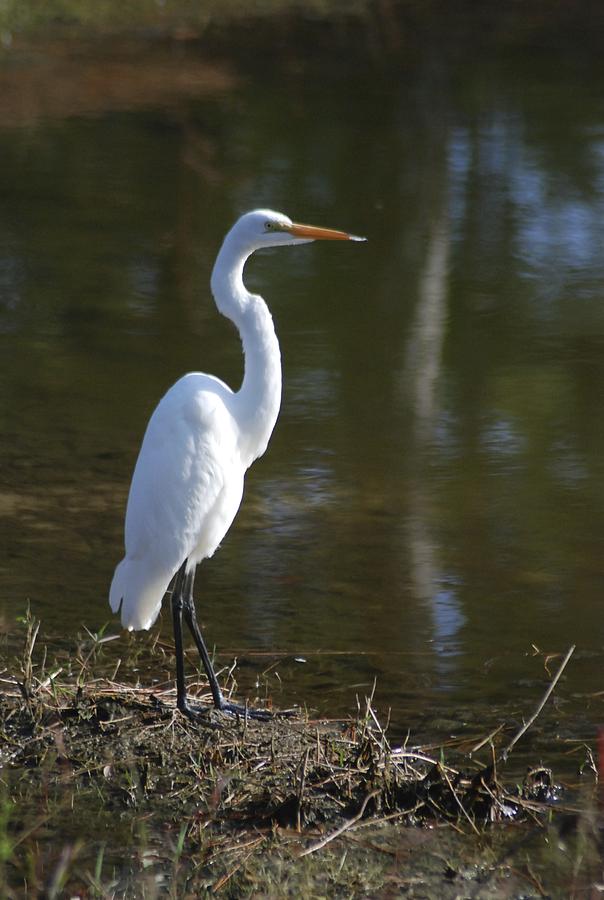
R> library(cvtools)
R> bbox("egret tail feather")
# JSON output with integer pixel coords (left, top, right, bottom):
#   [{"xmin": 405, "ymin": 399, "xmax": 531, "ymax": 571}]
[{"xmin": 109, "ymin": 558, "xmax": 174, "ymax": 631}]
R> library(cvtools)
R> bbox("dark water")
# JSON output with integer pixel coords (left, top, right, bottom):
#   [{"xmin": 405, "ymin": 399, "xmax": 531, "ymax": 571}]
[{"xmin": 2, "ymin": 22, "xmax": 604, "ymax": 768}]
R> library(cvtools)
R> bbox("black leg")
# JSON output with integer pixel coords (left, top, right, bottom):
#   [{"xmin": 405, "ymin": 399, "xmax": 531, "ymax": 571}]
[
  {"xmin": 180, "ymin": 565, "xmax": 227, "ymax": 710},
  {"xmin": 170, "ymin": 560, "xmax": 191, "ymax": 715},
  {"xmin": 180, "ymin": 566, "xmax": 272, "ymax": 721},
  {"xmin": 170, "ymin": 558, "xmax": 275, "ymax": 721}
]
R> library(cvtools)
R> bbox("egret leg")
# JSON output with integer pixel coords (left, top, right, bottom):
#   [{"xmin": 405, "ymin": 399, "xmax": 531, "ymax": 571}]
[
  {"xmin": 180, "ymin": 564, "xmax": 228, "ymax": 711},
  {"xmin": 172, "ymin": 559, "xmax": 272, "ymax": 720},
  {"xmin": 171, "ymin": 561, "xmax": 193, "ymax": 716}
]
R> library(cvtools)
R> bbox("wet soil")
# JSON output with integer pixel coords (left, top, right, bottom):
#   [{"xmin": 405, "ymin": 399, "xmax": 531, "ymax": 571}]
[{"xmin": 0, "ymin": 619, "xmax": 602, "ymax": 897}]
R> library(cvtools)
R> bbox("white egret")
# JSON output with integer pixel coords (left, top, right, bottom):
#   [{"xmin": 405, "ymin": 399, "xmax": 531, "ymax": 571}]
[{"xmin": 110, "ymin": 209, "xmax": 365, "ymax": 719}]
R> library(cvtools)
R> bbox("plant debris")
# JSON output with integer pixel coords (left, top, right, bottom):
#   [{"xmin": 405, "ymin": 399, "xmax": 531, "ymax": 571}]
[{"xmin": 0, "ymin": 614, "xmax": 600, "ymax": 897}]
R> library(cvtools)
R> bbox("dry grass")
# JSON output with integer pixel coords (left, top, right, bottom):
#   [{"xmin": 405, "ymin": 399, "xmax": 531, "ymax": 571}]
[{"xmin": 0, "ymin": 611, "xmax": 601, "ymax": 897}]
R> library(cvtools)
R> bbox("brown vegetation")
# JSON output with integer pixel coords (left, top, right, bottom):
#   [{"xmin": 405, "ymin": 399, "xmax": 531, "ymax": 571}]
[{"xmin": 0, "ymin": 614, "xmax": 600, "ymax": 896}]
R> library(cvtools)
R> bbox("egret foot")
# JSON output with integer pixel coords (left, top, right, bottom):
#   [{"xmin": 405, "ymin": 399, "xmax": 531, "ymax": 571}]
[
  {"xmin": 177, "ymin": 695, "xmax": 297, "ymax": 722},
  {"xmin": 218, "ymin": 700, "xmax": 273, "ymax": 720}
]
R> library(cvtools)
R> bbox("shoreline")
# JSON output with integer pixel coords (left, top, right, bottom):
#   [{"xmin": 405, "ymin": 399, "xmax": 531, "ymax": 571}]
[{"xmin": 0, "ymin": 617, "xmax": 598, "ymax": 896}]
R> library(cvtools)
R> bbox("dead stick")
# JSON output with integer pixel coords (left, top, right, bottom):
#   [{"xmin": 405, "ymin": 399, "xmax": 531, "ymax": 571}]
[
  {"xmin": 299, "ymin": 790, "xmax": 380, "ymax": 857},
  {"xmin": 440, "ymin": 765, "xmax": 480, "ymax": 835},
  {"xmin": 297, "ymin": 747, "xmax": 310, "ymax": 832},
  {"xmin": 470, "ymin": 723, "xmax": 505, "ymax": 755},
  {"xmin": 501, "ymin": 644, "xmax": 575, "ymax": 761}
]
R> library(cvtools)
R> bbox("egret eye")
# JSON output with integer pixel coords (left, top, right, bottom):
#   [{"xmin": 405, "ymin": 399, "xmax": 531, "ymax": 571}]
[{"xmin": 265, "ymin": 221, "xmax": 274, "ymax": 231}]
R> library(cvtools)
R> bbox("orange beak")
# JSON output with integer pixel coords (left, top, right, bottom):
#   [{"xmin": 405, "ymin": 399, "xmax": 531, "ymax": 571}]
[{"xmin": 287, "ymin": 222, "xmax": 366, "ymax": 242}]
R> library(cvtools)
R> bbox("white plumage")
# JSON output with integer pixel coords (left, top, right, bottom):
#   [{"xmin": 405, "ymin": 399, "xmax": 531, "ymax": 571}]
[
  {"xmin": 110, "ymin": 373, "xmax": 243, "ymax": 630},
  {"xmin": 109, "ymin": 208, "xmax": 364, "ymax": 717}
]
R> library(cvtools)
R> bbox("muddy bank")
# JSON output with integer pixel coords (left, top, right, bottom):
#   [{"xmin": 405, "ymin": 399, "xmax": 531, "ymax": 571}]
[{"xmin": 0, "ymin": 617, "xmax": 601, "ymax": 896}]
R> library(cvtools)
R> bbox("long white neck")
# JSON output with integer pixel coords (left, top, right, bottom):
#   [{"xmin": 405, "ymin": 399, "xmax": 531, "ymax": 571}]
[{"xmin": 210, "ymin": 234, "xmax": 282, "ymax": 467}]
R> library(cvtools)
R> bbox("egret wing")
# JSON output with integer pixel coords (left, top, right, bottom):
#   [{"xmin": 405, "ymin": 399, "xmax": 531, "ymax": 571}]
[{"xmin": 110, "ymin": 374, "xmax": 239, "ymax": 629}]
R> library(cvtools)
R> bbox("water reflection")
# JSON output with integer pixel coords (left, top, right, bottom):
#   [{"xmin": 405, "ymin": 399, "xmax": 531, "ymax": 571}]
[
  {"xmin": 404, "ymin": 204, "xmax": 464, "ymax": 667},
  {"xmin": 1, "ymin": 29, "xmax": 604, "ymax": 753}
]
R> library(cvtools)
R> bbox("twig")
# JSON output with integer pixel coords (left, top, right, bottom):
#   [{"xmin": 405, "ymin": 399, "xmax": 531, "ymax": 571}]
[
  {"xmin": 299, "ymin": 790, "xmax": 379, "ymax": 857},
  {"xmin": 367, "ymin": 702, "xmax": 392, "ymax": 754},
  {"xmin": 351, "ymin": 803, "xmax": 425, "ymax": 829},
  {"xmin": 297, "ymin": 747, "xmax": 310, "ymax": 832},
  {"xmin": 470, "ymin": 723, "xmax": 505, "ymax": 755},
  {"xmin": 391, "ymin": 748, "xmax": 456, "ymax": 773},
  {"xmin": 21, "ymin": 612, "xmax": 40, "ymax": 699},
  {"xmin": 38, "ymin": 668, "xmax": 63, "ymax": 691},
  {"xmin": 440, "ymin": 766, "xmax": 480, "ymax": 835},
  {"xmin": 501, "ymin": 644, "xmax": 575, "ymax": 761},
  {"xmin": 211, "ymin": 844, "xmax": 262, "ymax": 893}
]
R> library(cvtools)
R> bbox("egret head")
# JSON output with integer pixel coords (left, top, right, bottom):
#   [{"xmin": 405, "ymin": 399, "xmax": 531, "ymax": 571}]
[
  {"xmin": 212, "ymin": 208, "xmax": 365, "ymax": 319},
  {"xmin": 230, "ymin": 209, "xmax": 366, "ymax": 251}
]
